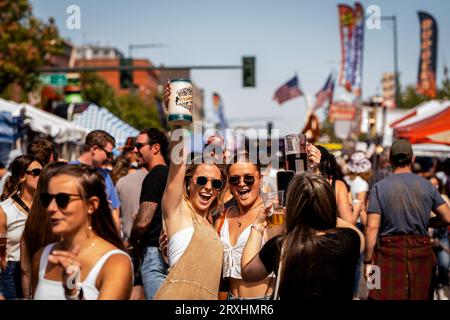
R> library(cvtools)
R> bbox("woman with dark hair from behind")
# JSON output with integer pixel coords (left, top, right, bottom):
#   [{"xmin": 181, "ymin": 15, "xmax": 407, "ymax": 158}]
[
  {"xmin": 241, "ymin": 173, "xmax": 364, "ymax": 300},
  {"xmin": 0, "ymin": 155, "xmax": 43, "ymax": 299},
  {"xmin": 20, "ymin": 161, "xmax": 67, "ymax": 299},
  {"xmin": 317, "ymin": 146, "xmax": 362, "ymax": 225},
  {"xmin": 32, "ymin": 165, "xmax": 133, "ymax": 300}
]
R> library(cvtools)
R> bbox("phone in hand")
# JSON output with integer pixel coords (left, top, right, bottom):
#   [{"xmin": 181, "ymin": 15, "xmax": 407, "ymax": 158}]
[{"xmin": 276, "ymin": 170, "xmax": 295, "ymax": 206}]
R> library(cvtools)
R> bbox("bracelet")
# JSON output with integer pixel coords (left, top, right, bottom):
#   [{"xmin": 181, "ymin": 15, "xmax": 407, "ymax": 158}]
[
  {"xmin": 251, "ymin": 224, "xmax": 266, "ymax": 236},
  {"xmin": 363, "ymin": 259, "xmax": 373, "ymax": 264}
]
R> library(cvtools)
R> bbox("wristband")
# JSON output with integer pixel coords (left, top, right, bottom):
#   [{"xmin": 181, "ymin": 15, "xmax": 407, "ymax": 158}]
[
  {"xmin": 251, "ymin": 224, "xmax": 266, "ymax": 236},
  {"xmin": 363, "ymin": 259, "xmax": 373, "ymax": 264}
]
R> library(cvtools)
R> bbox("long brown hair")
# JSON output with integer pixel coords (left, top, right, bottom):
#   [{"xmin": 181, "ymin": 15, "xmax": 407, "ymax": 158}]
[
  {"xmin": 48, "ymin": 164, "xmax": 125, "ymax": 251},
  {"xmin": 279, "ymin": 173, "xmax": 338, "ymax": 298},
  {"xmin": 22, "ymin": 162, "xmax": 66, "ymax": 265}
]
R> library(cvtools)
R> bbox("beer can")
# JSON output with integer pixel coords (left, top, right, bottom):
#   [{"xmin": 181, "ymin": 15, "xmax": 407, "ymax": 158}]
[{"xmin": 168, "ymin": 79, "xmax": 193, "ymax": 125}]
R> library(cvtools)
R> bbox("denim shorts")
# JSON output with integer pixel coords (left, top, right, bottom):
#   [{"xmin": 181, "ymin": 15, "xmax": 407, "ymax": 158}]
[{"xmin": 1, "ymin": 261, "xmax": 23, "ymax": 300}]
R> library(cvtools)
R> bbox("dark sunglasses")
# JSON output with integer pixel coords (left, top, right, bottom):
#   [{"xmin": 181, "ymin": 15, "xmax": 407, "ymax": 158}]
[
  {"xmin": 40, "ymin": 192, "xmax": 83, "ymax": 209},
  {"xmin": 25, "ymin": 168, "xmax": 42, "ymax": 177},
  {"xmin": 96, "ymin": 145, "xmax": 113, "ymax": 159},
  {"xmin": 195, "ymin": 176, "xmax": 224, "ymax": 190},
  {"xmin": 228, "ymin": 175, "xmax": 256, "ymax": 186}
]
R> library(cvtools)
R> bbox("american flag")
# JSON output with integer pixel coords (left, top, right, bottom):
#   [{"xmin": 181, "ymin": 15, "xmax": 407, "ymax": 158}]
[
  {"xmin": 273, "ymin": 75, "xmax": 303, "ymax": 105},
  {"xmin": 313, "ymin": 73, "xmax": 334, "ymax": 111}
]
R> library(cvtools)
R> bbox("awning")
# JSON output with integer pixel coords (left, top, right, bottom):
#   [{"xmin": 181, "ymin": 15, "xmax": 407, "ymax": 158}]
[
  {"xmin": 0, "ymin": 98, "xmax": 88, "ymax": 143},
  {"xmin": 72, "ymin": 104, "xmax": 139, "ymax": 148},
  {"xmin": 392, "ymin": 100, "xmax": 450, "ymax": 146}
]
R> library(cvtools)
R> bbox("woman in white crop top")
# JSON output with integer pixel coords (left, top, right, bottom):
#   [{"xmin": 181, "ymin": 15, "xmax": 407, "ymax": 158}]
[
  {"xmin": 214, "ymin": 150, "xmax": 322, "ymax": 300},
  {"xmin": 0, "ymin": 155, "xmax": 42, "ymax": 300},
  {"xmin": 31, "ymin": 165, "xmax": 132, "ymax": 300}
]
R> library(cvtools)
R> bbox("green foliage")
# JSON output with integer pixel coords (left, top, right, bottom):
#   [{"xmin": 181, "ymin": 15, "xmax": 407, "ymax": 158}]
[
  {"xmin": 398, "ymin": 85, "xmax": 428, "ymax": 109},
  {"xmin": 80, "ymin": 72, "xmax": 162, "ymax": 130},
  {"xmin": 0, "ymin": 0, "xmax": 63, "ymax": 99}
]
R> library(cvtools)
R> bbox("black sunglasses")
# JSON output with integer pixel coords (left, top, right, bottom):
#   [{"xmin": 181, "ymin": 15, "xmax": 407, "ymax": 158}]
[
  {"xmin": 25, "ymin": 168, "xmax": 42, "ymax": 177},
  {"xmin": 40, "ymin": 192, "xmax": 83, "ymax": 209},
  {"xmin": 96, "ymin": 145, "xmax": 113, "ymax": 159},
  {"xmin": 228, "ymin": 175, "xmax": 256, "ymax": 186},
  {"xmin": 195, "ymin": 176, "xmax": 224, "ymax": 190}
]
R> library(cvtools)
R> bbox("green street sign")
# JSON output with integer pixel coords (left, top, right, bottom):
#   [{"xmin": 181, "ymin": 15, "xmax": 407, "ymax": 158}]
[{"xmin": 40, "ymin": 74, "xmax": 67, "ymax": 87}]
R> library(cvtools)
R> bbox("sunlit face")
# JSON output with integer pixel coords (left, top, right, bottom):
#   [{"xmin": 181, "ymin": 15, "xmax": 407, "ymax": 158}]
[
  {"xmin": 92, "ymin": 142, "xmax": 114, "ymax": 169},
  {"xmin": 46, "ymin": 174, "xmax": 96, "ymax": 237},
  {"xmin": 188, "ymin": 164, "xmax": 223, "ymax": 215},
  {"xmin": 134, "ymin": 133, "xmax": 154, "ymax": 166},
  {"xmin": 23, "ymin": 161, "xmax": 43, "ymax": 192},
  {"xmin": 228, "ymin": 162, "xmax": 262, "ymax": 208}
]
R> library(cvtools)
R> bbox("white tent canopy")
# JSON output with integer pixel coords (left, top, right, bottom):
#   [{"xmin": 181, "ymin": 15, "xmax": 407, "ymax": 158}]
[
  {"xmin": 72, "ymin": 104, "xmax": 139, "ymax": 148},
  {"xmin": 0, "ymin": 98, "xmax": 88, "ymax": 143}
]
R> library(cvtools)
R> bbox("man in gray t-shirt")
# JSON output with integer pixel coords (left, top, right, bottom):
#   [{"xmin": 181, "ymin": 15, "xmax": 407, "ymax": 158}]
[
  {"xmin": 364, "ymin": 140, "xmax": 450, "ymax": 300},
  {"xmin": 117, "ymin": 167, "xmax": 148, "ymax": 241},
  {"xmin": 368, "ymin": 172, "xmax": 445, "ymax": 237}
]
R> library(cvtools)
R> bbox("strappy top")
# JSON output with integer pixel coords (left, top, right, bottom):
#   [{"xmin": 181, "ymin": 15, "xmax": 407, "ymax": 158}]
[
  {"xmin": 33, "ymin": 243, "xmax": 131, "ymax": 300},
  {"xmin": 0, "ymin": 198, "xmax": 27, "ymax": 262},
  {"xmin": 220, "ymin": 211, "xmax": 252, "ymax": 279}
]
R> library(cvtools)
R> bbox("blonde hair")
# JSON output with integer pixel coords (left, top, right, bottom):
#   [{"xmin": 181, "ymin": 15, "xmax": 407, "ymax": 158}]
[{"xmin": 183, "ymin": 162, "xmax": 227, "ymax": 220}]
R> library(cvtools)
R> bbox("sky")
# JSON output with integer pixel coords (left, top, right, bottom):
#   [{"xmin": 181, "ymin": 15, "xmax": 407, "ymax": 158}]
[{"xmin": 31, "ymin": 0, "xmax": 450, "ymax": 136}]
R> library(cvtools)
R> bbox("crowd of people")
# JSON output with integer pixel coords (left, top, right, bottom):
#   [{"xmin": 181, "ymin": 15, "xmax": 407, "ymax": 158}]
[{"xmin": 0, "ymin": 123, "xmax": 449, "ymax": 300}]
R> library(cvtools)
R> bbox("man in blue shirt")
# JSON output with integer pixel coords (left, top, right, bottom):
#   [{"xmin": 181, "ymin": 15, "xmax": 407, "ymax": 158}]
[{"xmin": 70, "ymin": 130, "xmax": 121, "ymax": 233}]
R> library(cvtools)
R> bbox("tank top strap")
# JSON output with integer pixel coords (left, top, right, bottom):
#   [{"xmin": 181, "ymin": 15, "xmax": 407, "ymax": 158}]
[
  {"xmin": 39, "ymin": 243, "xmax": 57, "ymax": 279},
  {"xmin": 83, "ymin": 250, "xmax": 130, "ymax": 285}
]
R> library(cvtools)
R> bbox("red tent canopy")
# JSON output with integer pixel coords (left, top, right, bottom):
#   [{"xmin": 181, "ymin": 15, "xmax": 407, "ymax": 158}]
[{"xmin": 393, "ymin": 100, "xmax": 450, "ymax": 145}]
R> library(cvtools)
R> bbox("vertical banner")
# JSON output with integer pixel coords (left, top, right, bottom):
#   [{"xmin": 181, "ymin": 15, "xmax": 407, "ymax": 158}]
[
  {"xmin": 417, "ymin": 11, "xmax": 438, "ymax": 98},
  {"xmin": 352, "ymin": 2, "xmax": 364, "ymax": 97},
  {"xmin": 338, "ymin": 4, "xmax": 355, "ymax": 93},
  {"xmin": 212, "ymin": 92, "xmax": 227, "ymax": 133}
]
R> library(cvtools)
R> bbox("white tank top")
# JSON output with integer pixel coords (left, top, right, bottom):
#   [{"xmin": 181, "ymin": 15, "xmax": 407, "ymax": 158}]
[
  {"xmin": 34, "ymin": 243, "xmax": 131, "ymax": 300},
  {"xmin": 0, "ymin": 198, "xmax": 27, "ymax": 262},
  {"xmin": 219, "ymin": 210, "xmax": 275, "ymax": 279},
  {"xmin": 220, "ymin": 215, "xmax": 252, "ymax": 279},
  {"xmin": 167, "ymin": 227, "xmax": 194, "ymax": 267}
]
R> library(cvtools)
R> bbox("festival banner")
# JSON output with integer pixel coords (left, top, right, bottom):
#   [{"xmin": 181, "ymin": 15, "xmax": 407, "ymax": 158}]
[
  {"xmin": 328, "ymin": 102, "xmax": 356, "ymax": 123},
  {"xmin": 212, "ymin": 92, "xmax": 228, "ymax": 132},
  {"xmin": 351, "ymin": 2, "xmax": 364, "ymax": 97},
  {"xmin": 416, "ymin": 11, "xmax": 438, "ymax": 98},
  {"xmin": 338, "ymin": 4, "xmax": 355, "ymax": 93}
]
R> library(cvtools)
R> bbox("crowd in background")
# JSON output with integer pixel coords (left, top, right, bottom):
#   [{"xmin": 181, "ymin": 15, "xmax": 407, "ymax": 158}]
[{"xmin": 0, "ymin": 126, "xmax": 449, "ymax": 300}]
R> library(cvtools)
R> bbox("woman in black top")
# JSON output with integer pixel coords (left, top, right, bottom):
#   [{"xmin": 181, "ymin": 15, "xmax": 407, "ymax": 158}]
[{"xmin": 241, "ymin": 173, "xmax": 364, "ymax": 300}]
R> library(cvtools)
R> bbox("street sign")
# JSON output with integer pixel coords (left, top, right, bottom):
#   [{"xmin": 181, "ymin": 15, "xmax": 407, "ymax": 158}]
[{"xmin": 39, "ymin": 74, "xmax": 67, "ymax": 87}]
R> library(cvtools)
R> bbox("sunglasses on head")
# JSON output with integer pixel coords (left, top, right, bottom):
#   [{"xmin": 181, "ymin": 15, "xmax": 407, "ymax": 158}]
[
  {"xmin": 228, "ymin": 175, "xmax": 256, "ymax": 186},
  {"xmin": 39, "ymin": 192, "xmax": 82, "ymax": 209},
  {"xmin": 26, "ymin": 168, "xmax": 42, "ymax": 177},
  {"xmin": 194, "ymin": 176, "xmax": 224, "ymax": 190},
  {"xmin": 96, "ymin": 145, "xmax": 113, "ymax": 159}
]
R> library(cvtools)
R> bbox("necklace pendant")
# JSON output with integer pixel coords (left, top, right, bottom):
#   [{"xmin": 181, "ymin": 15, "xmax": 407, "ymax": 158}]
[{"xmin": 238, "ymin": 221, "xmax": 242, "ymax": 228}]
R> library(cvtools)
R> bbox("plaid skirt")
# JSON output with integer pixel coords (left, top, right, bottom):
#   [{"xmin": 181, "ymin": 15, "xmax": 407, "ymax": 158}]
[{"xmin": 368, "ymin": 235, "xmax": 436, "ymax": 300}]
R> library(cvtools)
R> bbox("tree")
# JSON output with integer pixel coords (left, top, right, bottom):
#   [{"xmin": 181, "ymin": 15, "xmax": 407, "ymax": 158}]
[
  {"xmin": 0, "ymin": 0, "xmax": 63, "ymax": 101},
  {"xmin": 398, "ymin": 85, "xmax": 428, "ymax": 109},
  {"xmin": 80, "ymin": 72, "xmax": 162, "ymax": 130}
]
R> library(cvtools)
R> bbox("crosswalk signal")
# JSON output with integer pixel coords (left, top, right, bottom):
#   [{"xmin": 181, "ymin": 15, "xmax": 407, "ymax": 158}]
[
  {"xmin": 120, "ymin": 58, "xmax": 134, "ymax": 89},
  {"xmin": 242, "ymin": 56, "xmax": 256, "ymax": 88}
]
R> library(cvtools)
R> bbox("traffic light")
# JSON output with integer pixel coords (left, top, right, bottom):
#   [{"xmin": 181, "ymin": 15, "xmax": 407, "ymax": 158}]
[
  {"xmin": 242, "ymin": 56, "xmax": 256, "ymax": 88},
  {"xmin": 381, "ymin": 72, "xmax": 396, "ymax": 108},
  {"xmin": 120, "ymin": 58, "xmax": 133, "ymax": 89}
]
